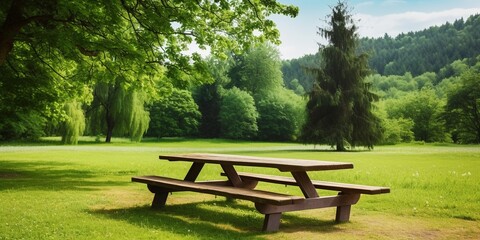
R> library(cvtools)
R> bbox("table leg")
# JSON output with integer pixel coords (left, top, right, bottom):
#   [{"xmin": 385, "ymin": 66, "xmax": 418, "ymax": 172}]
[
  {"xmin": 184, "ymin": 162, "xmax": 205, "ymax": 182},
  {"xmin": 152, "ymin": 192, "xmax": 169, "ymax": 209},
  {"xmin": 335, "ymin": 205, "xmax": 351, "ymax": 222},
  {"xmin": 335, "ymin": 192, "xmax": 360, "ymax": 222},
  {"xmin": 291, "ymin": 171, "xmax": 319, "ymax": 198},
  {"xmin": 263, "ymin": 213, "xmax": 282, "ymax": 232},
  {"xmin": 147, "ymin": 185, "xmax": 169, "ymax": 209}
]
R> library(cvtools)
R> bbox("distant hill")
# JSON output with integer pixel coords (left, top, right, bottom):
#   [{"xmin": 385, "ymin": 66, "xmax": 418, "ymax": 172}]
[
  {"xmin": 282, "ymin": 14, "xmax": 480, "ymax": 90},
  {"xmin": 360, "ymin": 14, "xmax": 480, "ymax": 76}
]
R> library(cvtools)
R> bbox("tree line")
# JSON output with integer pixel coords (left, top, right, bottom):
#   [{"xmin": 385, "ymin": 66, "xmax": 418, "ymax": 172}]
[
  {"xmin": 361, "ymin": 14, "xmax": 480, "ymax": 76},
  {"xmin": 146, "ymin": 44, "xmax": 305, "ymax": 142}
]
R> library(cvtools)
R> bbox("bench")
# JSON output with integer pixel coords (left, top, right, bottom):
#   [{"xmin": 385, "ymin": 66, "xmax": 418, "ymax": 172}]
[
  {"xmin": 227, "ymin": 172, "xmax": 390, "ymax": 194},
  {"xmin": 132, "ymin": 175, "xmax": 304, "ymax": 205}
]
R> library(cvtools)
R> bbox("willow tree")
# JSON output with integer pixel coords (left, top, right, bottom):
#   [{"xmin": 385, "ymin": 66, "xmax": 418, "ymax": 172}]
[
  {"xmin": 88, "ymin": 78, "xmax": 150, "ymax": 143},
  {"xmin": 60, "ymin": 101, "xmax": 86, "ymax": 145},
  {"xmin": 301, "ymin": 1, "xmax": 382, "ymax": 151}
]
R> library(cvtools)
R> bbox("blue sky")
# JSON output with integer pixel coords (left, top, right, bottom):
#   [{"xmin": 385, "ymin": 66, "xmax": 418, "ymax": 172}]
[{"xmin": 274, "ymin": 0, "xmax": 480, "ymax": 59}]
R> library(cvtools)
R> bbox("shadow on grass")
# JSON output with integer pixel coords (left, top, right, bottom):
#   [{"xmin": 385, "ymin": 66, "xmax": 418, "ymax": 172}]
[
  {"xmin": 0, "ymin": 160, "xmax": 129, "ymax": 191},
  {"xmin": 90, "ymin": 200, "xmax": 344, "ymax": 239}
]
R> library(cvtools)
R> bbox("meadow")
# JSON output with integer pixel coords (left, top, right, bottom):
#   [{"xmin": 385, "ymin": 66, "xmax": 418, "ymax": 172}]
[{"xmin": 0, "ymin": 138, "xmax": 479, "ymax": 239}]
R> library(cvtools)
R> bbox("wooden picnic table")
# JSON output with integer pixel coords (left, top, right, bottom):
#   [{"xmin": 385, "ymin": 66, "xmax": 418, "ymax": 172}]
[{"xmin": 132, "ymin": 153, "xmax": 390, "ymax": 232}]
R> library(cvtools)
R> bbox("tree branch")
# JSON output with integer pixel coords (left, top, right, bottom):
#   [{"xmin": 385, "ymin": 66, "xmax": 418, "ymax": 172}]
[{"xmin": 30, "ymin": 43, "xmax": 67, "ymax": 80}]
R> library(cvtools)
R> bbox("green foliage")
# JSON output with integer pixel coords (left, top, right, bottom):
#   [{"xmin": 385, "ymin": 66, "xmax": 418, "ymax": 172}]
[
  {"xmin": 0, "ymin": 48, "xmax": 66, "ymax": 140},
  {"xmin": 437, "ymin": 59, "xmax": 470, "ymax": 83},
  {"xmin": 281, "ymin": 53, "xmax": 321, "ymax": 93},
  {"xmin": 376, "ymin": 100, "xmax": 408, "ymax": 145},
  {"xmin": 193, "ymin": 57, "xmax": 232, "ymax": 138},
  {"xmin": 376, "ymin": 103, "xmax": 414, "ymax": 144},
  {"xmin": 302, "ymin": 2, "xmax": 382, "ymax": 150},
  {"xmin": 60, "ymin": 101, "xmax": 86, "ymax": 145},
  {"xmin": 128, "ymin": 91, "xmax": 151, "ymax": 142},
  {"xmin": 0, "ymin": 110, "xmax": 46, "ymax": 141},
  {"xmin": 219, "ymin": 87, "xmax": 258, "ymax": 139},
  {"xmin": 257, "ymin": 91, "xmax": 305, "ymax": 141},
  {"xmin": 195, "ymin": 44, "xmax": 305, "ymax": 141},
  {"xmin": 194, "ymin": 83, "xmax": 222, "ymax": 138},
  {"xmin": 387, "ymin": 89, "xmax": 448, "ymax": 142},
  {"xmin": 228, "ymin": 43, "xmax": 284, "ymax": 98},
  {"xmin": 381, "ymin": 118, "xmax": 414, "ymax": 144},
  {"xmin": 147, "ymin": 88, "xmax": 201, "ymax": 138},
  {"xmin": 288, "ymin": 78, "xmax": 306, "ymax": 95},
  {"xmin": 446, "ymin": 68, "xmax": 480, "ymax": 143}
]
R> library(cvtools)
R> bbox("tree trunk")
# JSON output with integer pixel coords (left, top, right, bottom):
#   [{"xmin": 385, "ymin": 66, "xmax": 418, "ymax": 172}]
[
  {"xmin": 0, "ymin": 0, "xmax": 25, "ymax": 65},
  {"xmin": 336, "ymin": 140, "xmax": 346, "ymax": 151},
  {"xmin": 105, "ymin": 110, "xmax": 114, "ymax": 143}
]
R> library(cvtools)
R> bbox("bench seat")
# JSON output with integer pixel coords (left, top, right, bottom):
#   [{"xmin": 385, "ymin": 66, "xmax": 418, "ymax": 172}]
[
  {"xmin": 132, "ymin": 175, "xmax": 304, "ymax": 205},
  {"xmin": 229, "ymin": 172, "xmax": 390, "ymax": 194}
]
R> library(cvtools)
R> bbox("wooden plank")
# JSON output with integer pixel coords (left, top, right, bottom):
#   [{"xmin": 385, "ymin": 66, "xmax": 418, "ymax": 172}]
[
  {"xmin": 147, "ymin": 180, "xmax": 231, "ymax": 192},
  {"xmin": 233, "ymin": 172, "xmax": 390, "ymax": 194},
  {"xmin": 132, "ymin": 175, "xmax": 304, "ymax": 205},
  {"xmin": 159, "ymin": 153, "xmax": 353, "ymax": 172}
]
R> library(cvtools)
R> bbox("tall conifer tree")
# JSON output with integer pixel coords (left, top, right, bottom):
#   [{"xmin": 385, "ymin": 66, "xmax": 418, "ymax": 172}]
[{"xmin": 301, "ymin": 1, "xmax": 382, "ymax": 151}]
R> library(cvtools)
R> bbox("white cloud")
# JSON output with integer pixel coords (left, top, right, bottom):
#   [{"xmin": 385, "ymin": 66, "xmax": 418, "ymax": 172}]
[
  {"xmin": 356, "ymin": 8, "xmax": 480, "ymax": 38},
  {"xmin": 355, "ymin": 1, "xmax": 375, "ymax": 8},
  {"xmin": 381, "ymin": 0, "xmax": 407, "ymax": 6}
]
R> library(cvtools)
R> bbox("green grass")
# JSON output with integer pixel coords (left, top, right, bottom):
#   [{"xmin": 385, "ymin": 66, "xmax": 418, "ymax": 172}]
[{"xmin": 0, "ymin": 139, "xmax": 479, "ymax": 239}]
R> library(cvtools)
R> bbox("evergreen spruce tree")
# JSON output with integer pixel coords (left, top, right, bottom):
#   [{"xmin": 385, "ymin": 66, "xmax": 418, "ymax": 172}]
[{"xmin": 301, "ymin": 1, "xmax": 382, "ymax": 151}]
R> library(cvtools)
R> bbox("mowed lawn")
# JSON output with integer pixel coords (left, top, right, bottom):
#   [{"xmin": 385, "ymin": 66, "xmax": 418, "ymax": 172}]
[{"xmin": 0, "ymin": 139, "xmax": 479, "ymax": 239}]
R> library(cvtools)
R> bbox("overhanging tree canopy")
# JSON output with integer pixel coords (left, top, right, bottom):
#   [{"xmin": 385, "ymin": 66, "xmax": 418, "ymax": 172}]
[
  {"xmin": 0, "ymin": 0, "xmax": 298, "ymax": 68},
  {"xmin": 0, "ymin": 0, "xmax": 298, "ymax": 140}
]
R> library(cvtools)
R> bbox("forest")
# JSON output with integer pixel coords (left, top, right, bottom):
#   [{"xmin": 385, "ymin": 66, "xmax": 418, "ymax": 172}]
[
  {"xmin": 283, "ymin": 14, "xmax": 480, "ymax": 144},
  {"xmin": 1, "ymin": 1, "xmax": 479, "ymax": 145}
]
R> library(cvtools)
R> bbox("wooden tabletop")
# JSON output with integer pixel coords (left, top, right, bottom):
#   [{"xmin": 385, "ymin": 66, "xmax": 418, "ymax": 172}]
[{"xmin": 159, "ymin": 153, "xmax": 353, "ymax": 172}]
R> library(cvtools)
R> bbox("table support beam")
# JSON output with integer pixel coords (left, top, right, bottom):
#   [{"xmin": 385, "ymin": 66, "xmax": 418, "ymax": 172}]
[
  {"xmin": 221, "ymin": 164, "xmax": 243, "ymax": 187},
  {"xmin": 291, "ymin": 171, "xmax": 319, "ymax": 198},
  {"xmin": 184, "ymin": 162, "xmax": 205, "ymax": 182}
]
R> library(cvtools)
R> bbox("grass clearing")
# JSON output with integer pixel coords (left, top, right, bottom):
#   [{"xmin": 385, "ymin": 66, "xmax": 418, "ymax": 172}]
[{"xmin": 0, "ymin": 140, "xmax": 479, "ymax": 239}]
